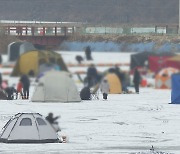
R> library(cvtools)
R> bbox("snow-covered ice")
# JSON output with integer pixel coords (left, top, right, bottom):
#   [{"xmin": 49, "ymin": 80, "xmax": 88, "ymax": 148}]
[
  {"xmin": 0, "ymin": 51, "xmax": 179, "ymax": 154},
  {"xmin": 0, "ymin": 88, "xmax": 178, "ymax": 154}
]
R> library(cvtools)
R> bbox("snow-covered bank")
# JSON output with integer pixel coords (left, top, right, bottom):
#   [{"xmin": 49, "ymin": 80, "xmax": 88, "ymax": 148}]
[
  {"xmin": 58, "ymin": 51, "xmax": 132, "ymax": 73},
  {"xmin": 59, "ymin": 41, "xmax": 180, "ymax": 52}
]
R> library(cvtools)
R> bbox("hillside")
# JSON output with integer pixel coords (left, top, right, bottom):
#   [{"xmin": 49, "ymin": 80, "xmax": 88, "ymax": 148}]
[{"xmin": 0, "ymin": 0, "xmax": 178, "ymax": 24}]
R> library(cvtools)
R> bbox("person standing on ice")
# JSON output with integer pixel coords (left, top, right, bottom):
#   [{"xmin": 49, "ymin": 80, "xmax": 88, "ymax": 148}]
[
  {"xmin": 100, "ymin": 79, "xmax": 110, "ymax": 100},
  {"xmin": 85, "ymin": 46, "xmax": 92, "ymax": 60},
  {"xmin": 133, "ymin": 68, "xmax": 141, "ymax": 94},
  {"xmin": 16, "ymin": 80, "xmax": 23, "ymax": 99},
  {"xmin": 0, "ymin": 73, "xmax": 2, "ymax": 88},
  {"xmin": 87, "ymin": 64, "xmax": 99, "ymax": 87},
  {"xmin": 20, "ymin": 74, "xmax": 30, "ymax": 99}
]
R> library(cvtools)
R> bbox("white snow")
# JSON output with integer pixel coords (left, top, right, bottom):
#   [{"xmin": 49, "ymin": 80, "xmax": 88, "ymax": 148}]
[
  {"xmin": 58, "ymin": 51, "xmax": 132, "ymax": 73},
  {"xmin": 0, "ymin": 51, "xmax": 179, "ymax": 154},
  {"xmin": 58, "ymin": 51, "xmax": 131, "ymax": 65},
  {"xmin": 0, "ymin": 88, "xmax": 178, "ymax": 154}
]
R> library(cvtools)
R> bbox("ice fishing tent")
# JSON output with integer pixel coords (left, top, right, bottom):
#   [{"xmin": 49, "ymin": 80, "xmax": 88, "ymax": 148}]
[
  {"xmin": 131, "ymin": 52, "xmax": 149, "ymax": 70},
  {"xmin": 155, "ymin": 67, "xmax": 179, "ymax": 89},
  {"xmin": 130, "ymin": 52, "xmax": 175, "ymax": 72},
  {"xmin": 8, "ymin": 42, "xmax": 36, "ymax": 62},
  {"xmin": 0, "ymin": 113, "xmax": 59, "ymax": 143},
  {"xmin": 11, "ymin": 50, "xmax": 68, "ymax": 76},
  {"xmin": 105, "ymin": 73, "xmax": 122, "ymax": 94},
  {"xmin": 19, "ymin": 42, "xmax": 36, "ymax": 55},
  {"xmin": 32, "ymin": 71, "xmax": 81, "ymax": 102},
  {"xmin": 8, "ymin": 42, "xmax": 23, "ymax": 62},
  {"xmin": 171, "ymin": 74, "xmax": 180, "ymax": 104},
  {"xmin": 166, "ymin": 55, "xmax": 180, "ymax": 69},
  {"xmin": 148, "ymin": 56, "xmax": 174, "ymax": 73}
]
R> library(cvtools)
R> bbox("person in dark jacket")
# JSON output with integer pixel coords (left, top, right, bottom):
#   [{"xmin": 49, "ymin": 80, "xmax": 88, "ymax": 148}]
[
  {"xmin": 46, "ymin": 113, "xmax": 60, "ymax": 125},
  {"xmin": 5, "ymin": 86, "xmax": 17, "ymax": 100},
  {"xmin": 20, "ymin": 75, "xmax": 30, "ymax": 99},
  {"xmin": 87, "ymin": 64, "xmax": 98, "ymax": 87},
  {"xmin": 85, "ymin": 46, "xmax": 92, "ymax": 60},
  {"xmin": 0, "ymin": 55, "xmax": 2, "ymax": 64},
  {"xmin": 76, "ymin": 55, "xmax": 84, "ymax": 64},
  {"xmin": 133, "ymin": 68, "xmax": 141, "ymax": 94},
  {"xmin": 0, "ymin": 73, "xmax": 2, "ymax": 88},
  {"xmin": 80, "ymin": 86, "xmax": 91, "ymax": 100}
]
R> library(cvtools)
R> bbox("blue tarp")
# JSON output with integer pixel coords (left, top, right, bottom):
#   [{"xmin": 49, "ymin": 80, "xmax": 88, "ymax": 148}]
[
  {"xmin": 59, "ymin": 41, "xmax": 180, "ymax": 52},
  {"xmin": 171, "ymin": 74, "xmax": 180, "ymax": 104}
]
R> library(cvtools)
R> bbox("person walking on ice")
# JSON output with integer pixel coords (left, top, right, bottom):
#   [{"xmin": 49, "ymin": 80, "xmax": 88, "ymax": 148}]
[
  {"xmin": 133, "ymin": 68, "xmax": 141, "ymax": 94},
  {"xmin": 100, "ymin": 79, "xmax": 110, "ymax": 100}
]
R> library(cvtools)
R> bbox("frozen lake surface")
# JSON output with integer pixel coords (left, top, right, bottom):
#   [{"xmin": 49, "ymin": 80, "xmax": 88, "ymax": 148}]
[
  {"xmin": 0, "ymin": 51, "xmax": 179, "ymax": 154},
  {"xmin": 0, "ymin": 88, "xmax": 179, "ymax": 154}
]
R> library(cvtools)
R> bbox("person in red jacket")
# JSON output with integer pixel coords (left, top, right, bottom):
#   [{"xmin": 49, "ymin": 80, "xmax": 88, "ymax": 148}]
[{"xmin": 16, "ymin": 80, "xmax": 23, "ymax": 99}]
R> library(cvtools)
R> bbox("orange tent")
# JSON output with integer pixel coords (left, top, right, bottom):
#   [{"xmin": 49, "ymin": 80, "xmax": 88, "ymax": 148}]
[
  {"xmin": 105, "ymin": 73, "xmax": 122, "ymax": 94},
  {"xmin": 155, "ymin": 67, "xmax": 179, "ymax": 89}
]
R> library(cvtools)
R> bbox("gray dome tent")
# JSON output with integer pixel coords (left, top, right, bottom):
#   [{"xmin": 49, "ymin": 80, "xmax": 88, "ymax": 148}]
[
  {"xmin": 8, "ymin": 41, "xmax": 36, "ymax": 62},
  {"xmin": 32, "ymin": 71, "xmax": 81, "ymax": 103},
  {"xmin": 0, "ymin": 113, "xmax": 60, "ymax": 143},
  {"xmin": 19, "ymin": 42, "xmax": 36, "ymax": 55},
  {"xmin": 8, "ymin": 42, "xmax": 23, "ymax": 62}
]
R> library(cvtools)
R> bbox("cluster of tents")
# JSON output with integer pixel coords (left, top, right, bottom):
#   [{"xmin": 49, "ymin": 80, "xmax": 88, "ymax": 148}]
[
  {"xmin": 131, "ymin": 51, "xmax": 180, "ymax": 90},
  {"xmin": 32, "ymin": 70, "xmax": 128, "ymax": 102},
  {"xmin": 1, "ymin": 42, "xmax": 180, "ymax": 145},
  {"xmin": 0, "ymin": 45, "xmax": 81, "ymax": 143},
  {"xmin": 6, "ymin": 41, "xmax": 68, "ymax": 77},
  {"xmin": 130, "ymin": 52, "xmax": 180, "ymax": 73},
  {"xmin": 131, "ymin": 52, "xmax": 180, "ymax": 104},
  {"xmin": 11, "ymin": 50, "xmax": 68, "ymax": 76},
  {"xmin": 6, "ymin": 41, "xmax": 129, "ymax": 102}
]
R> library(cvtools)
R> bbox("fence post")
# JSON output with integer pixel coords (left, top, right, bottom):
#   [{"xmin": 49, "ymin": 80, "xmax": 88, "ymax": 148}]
[
  {"xmin": 55, "ymin": 27, "xmax": 57, "ymax": 36},
  {"xmin": 43, "ymin": 27, "xmax": 46, "ymax": 36},
  {"xmin": 166, "ymin": 25, "xmax": 168, "ymax": 34},
  {"xmin": 31, "ymin": 27, "xmax": 34, "ymax": 36},
  {"xmin": 155, "ymin": 26, "xmax": 157, "ymax": 34},
  {"xmin": 177, "ymin": 25, "xmax": 179, "ymax": 34}
]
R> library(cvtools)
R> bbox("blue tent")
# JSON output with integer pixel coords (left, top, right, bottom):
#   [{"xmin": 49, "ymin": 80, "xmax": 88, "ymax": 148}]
[{"xmin": 171, "ymin": 74, "xmax": 180, "ymax": 104}]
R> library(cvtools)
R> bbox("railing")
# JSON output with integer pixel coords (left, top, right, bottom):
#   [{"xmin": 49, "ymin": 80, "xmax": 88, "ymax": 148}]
[
  {"xmin": 0, "ymin": 26, "xmax": 75, "ymax": 36},
  {"xmin": 0, "ymin": 20, "xmax": 85, "ymax": 27},
  {"xmin": 83, "ymin": 25, "xmax": 179, "ymax": 35},
  {"xmin": 0, "ymin": 20, "xmax": 179, "ymax": 36}
]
